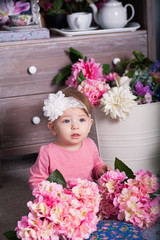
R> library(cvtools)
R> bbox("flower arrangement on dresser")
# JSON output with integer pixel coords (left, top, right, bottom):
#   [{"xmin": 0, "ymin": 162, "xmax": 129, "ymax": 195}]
[{"xmin": 55, "ymin": 48, "xmax": 160, "ymax": 121}]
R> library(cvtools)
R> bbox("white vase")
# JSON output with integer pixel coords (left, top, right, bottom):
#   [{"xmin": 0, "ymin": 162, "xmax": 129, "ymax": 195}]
[{"xmin": 89, "ymin": 102, "xmax": 160, "ymax": 175}]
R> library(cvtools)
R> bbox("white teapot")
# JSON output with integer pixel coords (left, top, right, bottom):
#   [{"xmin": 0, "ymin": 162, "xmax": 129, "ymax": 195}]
[{"xmin": 89, "ymin": 0, "xmax": 135, "ymax": 29}]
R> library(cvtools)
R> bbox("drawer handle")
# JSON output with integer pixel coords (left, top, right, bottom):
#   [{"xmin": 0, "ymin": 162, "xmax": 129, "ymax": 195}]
[
  {"xmin": 32, "ymin": 116, "xmax": 41, "ymax": 125},
  {"xmin": 113, "ymin": 58, "xmax": 121, "ymax": 65},
  {"xmin": 28, "ymin": 66, "xmax": 37, "ymax": 74}
]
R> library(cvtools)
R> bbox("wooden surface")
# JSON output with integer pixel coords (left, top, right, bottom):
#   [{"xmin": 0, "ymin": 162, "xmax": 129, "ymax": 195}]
[{"xmin": 0, "ymin": 31, "xmax": 147, "ymax": 99}]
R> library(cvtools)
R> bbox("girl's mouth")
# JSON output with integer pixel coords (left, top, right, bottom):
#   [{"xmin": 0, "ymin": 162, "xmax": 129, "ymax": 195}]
[{"xmin": 71, "ymin": 133, "xmax": 80, "ymax": 139}]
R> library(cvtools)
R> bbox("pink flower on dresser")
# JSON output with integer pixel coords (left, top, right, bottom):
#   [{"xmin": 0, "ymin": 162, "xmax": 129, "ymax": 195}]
[
  {"xmin": 78, "ymin": 79, "xmax": 110, "ymax": 106},
  {"xmin": 105, "ymin": 72, "xmax": 119, "ymax": 82},
  {"xmin": 66, "ymin": 58, "xmax": 105, "ymax": 88},
  {"xmin": 44, "ymin": 3, "xmax": 52, "ymax": 11}
]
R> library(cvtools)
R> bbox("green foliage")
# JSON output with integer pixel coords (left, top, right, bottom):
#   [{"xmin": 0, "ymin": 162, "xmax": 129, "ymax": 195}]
[
  {"xmin": 128, "ymin": 51, "xmax": 153, "ymax": 70},
  {"xmin": 42, "ymin": 0, "xmax": 67, "ymax": 14},
  {"xmin": 55, "ymin": 65, "xmax": 71, "ymax": 85},
  {"xmin": 114, "ymin": 157, "xmax": 135, "ymax": 179},
  {"xmin": 3, "ymin": 230, "xmax": 19, "ymax": 240},
  {"xmin": 69, "ymin": 47, "xmax": 84, "ymax": 63},
  {"xmin": 116, "ymin": 51, "xmax": 153, "ymax": 77},
  {"xmin": 55, "ymin": 47, "xmax": 84, "ymax": 85},
  {"xmin": 47, "ymin": 169, "xmax": 67, "ymax": 188},
  {"xmin": 78, "ymin": 70, "xmax": 86, "ymax": 84},
  {"xmin": 114, "ymin": 59, "xmax": 129, "ymax": 76},
  {"xmin": 102, "ymin": 63, "xmax": 110, "ymax": 75}
]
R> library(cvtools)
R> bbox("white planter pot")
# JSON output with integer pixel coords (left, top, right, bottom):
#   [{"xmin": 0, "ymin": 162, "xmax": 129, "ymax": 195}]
[{"xmin": 89, "ymin": 102, "xmax": 160, "ymax": 175}]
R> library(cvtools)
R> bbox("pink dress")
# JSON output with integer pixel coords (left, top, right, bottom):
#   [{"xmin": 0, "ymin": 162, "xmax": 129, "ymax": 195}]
[{"xmin": 29, "ymin": 137, "xmax": 105, "ymax": 190}]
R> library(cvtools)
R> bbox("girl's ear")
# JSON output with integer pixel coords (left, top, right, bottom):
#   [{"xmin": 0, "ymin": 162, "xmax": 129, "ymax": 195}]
[
  {"xmin": 89, "ymin": 118, "xmax": 93, "ymax": 128},
  {"xmin": 90, "ymin": 118, "xmax": 93, "ymax": 126},
  {"xmin": 48, "ymin": 122, "xmax": 57, "ymax": 136},
  {"xmin": 88, "ymin": 118, "xmax": 93, "ymax": 134}
]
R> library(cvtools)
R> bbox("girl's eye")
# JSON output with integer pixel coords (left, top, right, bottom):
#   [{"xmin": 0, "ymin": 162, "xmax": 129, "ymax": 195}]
[
  {"xmin": 79, "ymin": 118, "xmax": 85, "ymax": 122},
  {"xmin": 63, "ymin": 119, "xmax": 70, "ymax": 123}
]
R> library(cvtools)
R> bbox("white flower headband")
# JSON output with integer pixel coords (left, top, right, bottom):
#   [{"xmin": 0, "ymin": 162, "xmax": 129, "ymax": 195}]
[{"xmin": 43, "ymin": 91, "xmax": 90, "ymax": 122}]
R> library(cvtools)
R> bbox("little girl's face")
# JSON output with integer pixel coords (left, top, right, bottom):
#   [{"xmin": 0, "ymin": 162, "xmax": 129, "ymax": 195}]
[{"xmin": 48, "ymin": 107, "xmax": 93, "ymax": 150}]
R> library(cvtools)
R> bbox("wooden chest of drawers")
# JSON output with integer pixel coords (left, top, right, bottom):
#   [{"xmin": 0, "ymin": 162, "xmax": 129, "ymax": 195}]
[
  {"xmin": 0, "ymin": 31, "xmax": 148, "ymax": 155},
  {"xmin": 0, "ymin": 0, "xmax": 156, "ymax": 186}
]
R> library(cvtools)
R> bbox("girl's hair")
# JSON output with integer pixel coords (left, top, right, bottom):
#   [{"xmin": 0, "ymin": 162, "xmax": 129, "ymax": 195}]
[{"xmin": 62, "ymin": 87, "xmax": 92, "ymax": 117}]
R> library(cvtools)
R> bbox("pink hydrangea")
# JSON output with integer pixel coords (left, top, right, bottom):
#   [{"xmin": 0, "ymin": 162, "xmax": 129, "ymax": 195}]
[
  {"xmin": 78, "ymin": 79, "xmax": 110, "ymax": 106},
  {"xmin": 15, "ymin": 179, "xmax": 100, "ymax": 240},
  {"xmin": 98, "ymin": 169, "xmax": 160, "ymax": 228},
  {"xmin": 117, "ymin": 185, "xmax": 160, "ymax": 228},
  {"xmin": 98, "ymin": 170, "xmax": 127, "ymax": 219}
]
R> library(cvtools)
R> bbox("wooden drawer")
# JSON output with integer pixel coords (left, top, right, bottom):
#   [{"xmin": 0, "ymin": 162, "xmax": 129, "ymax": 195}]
[
  {"xmin": 0, "ymin": 93, "xmax": 53, "ymax": 149},
  {"xmin": 0, "ymin": 45, "xmax": 61, "ymax": 98},
  {"xmin": 0, "ymin": 31, "xmax": 147, "ymax": 98}
]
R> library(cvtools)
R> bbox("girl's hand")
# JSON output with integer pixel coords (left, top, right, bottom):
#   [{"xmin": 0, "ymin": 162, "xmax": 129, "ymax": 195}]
[{"xmin": 97, "ymin": 164, "xmax": 111, "ymax": 178}]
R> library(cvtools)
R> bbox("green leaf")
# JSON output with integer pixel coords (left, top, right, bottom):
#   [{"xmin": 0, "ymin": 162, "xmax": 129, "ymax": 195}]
[
  {"xmin": 102, "ymin": 64, "xmax": 110, "ymax": 75},
  {"xmin": 52, "ymin": 0, "xmax": 63, "ymax": 10},
  {"xmin": 47, "ymin": 169, "xmax": 67, "ymax": 188},
  {"xmin": 55, "ymin": 65, "xmax": 71, "ymax": 84},
  {"xmin": 133, "ymin": 51, "xmax": 145, "ymax": 63},
  {"xmin": 131, "ymin": 51, "xmax": 153, "ymax": 69},
  {"xmin": 78, "ymin": 70, "xmax": 86, "ymax": 84},
  {"xmin": 114, "ymin": 157, "xmax": 135, "ymax": 179},
  {"xmin": 3, "ymin": 231, "xmax": 19, "ymax": 240},
  {"xmin": 149, "ymin": 193, "xmax": 159, "ymax": 200},
  {"xmin": 69, "ymin": 48, "xmax": 83, "ymax": 63},
  {"xmin": 154, "ymin": 82, "xmax": 160, "ymax": 93},
  {"xmin": 115, "ymin": 60, "xmax": 129, "ymax": 76},
  {"xmin": 126, "ymin": 69, "xmax": 135, "ymax": 78},
  {"xmin": 84, "ymin": 56, "xmax": 88, "ymax": 62}
]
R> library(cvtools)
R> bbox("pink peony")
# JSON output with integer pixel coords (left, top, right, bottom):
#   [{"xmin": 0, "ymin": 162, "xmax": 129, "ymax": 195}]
[
  {"xmin": 65, "ymin": 58, "xmax": 106, "ymax": 88},
  {"xmin": 78, "ymin": 79, "xmax": 110, "ymax": 106},
  {"xmin": 105, "ymin": 72, "xmax": 119, "ymax": 82}
]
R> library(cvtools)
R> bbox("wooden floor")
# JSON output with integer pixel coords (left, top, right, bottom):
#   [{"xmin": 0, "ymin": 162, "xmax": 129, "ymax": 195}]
[{"xmin": 0, "ymin": 154, "xmax": 36, "ymax": 240}]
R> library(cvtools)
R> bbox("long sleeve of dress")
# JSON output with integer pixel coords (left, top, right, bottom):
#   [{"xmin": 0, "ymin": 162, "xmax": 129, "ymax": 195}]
[
  {"xmin": 86, "ymin": 138, "xmax": 105, "ymax": 179},
  {"xmin": 28, "ymin": 146, "xmax": 50, "ymax": 191}
]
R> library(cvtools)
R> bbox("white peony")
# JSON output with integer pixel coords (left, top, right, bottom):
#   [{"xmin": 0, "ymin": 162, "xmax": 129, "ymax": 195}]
[
  {"xmin": 100, "ymin": 86, "xmax": 137, "ymax": 121},
  {"xmin": 116, "ymin": 76, "xmax": 132, "ymax": 88}
]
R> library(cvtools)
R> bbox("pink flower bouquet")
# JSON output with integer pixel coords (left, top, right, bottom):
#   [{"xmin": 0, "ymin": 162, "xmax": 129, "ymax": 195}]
[
  {"xmin": 4, "ymin": 170, "xmax": 100, "ymax": 240},
  {"xmin": 98, "ymin": 158, "xmax": 160, "ymax": 229}
]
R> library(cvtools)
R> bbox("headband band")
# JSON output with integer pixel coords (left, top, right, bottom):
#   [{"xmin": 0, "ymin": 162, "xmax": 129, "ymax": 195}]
[{"xmin": 43, "ymin": 91, "xmax": 90, "ymax": 122}]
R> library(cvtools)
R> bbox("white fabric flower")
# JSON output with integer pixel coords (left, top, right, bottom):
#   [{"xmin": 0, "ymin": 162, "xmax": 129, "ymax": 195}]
[
  {"xmin": 43, "ymin": 91, "xmax": 89, "ymax": 122},
  {"xmin": 100, "ymin": 86, "xmax": 137, "ymax": 121}
]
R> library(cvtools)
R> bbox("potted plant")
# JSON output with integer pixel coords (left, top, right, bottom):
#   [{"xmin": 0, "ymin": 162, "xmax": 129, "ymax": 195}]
[
  {"xmin": 41, "ymin": 0, "xmax": 109, "ymax": 29},
  {"xmin": 41, "ymin": 0, "xmax": 69, "ymax": 28}
]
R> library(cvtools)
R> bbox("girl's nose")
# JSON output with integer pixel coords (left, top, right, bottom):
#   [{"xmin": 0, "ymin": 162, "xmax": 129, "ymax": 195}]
[{"xmin": 71, "ymin": 120, "xmax": 79, "ymax": 129}]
